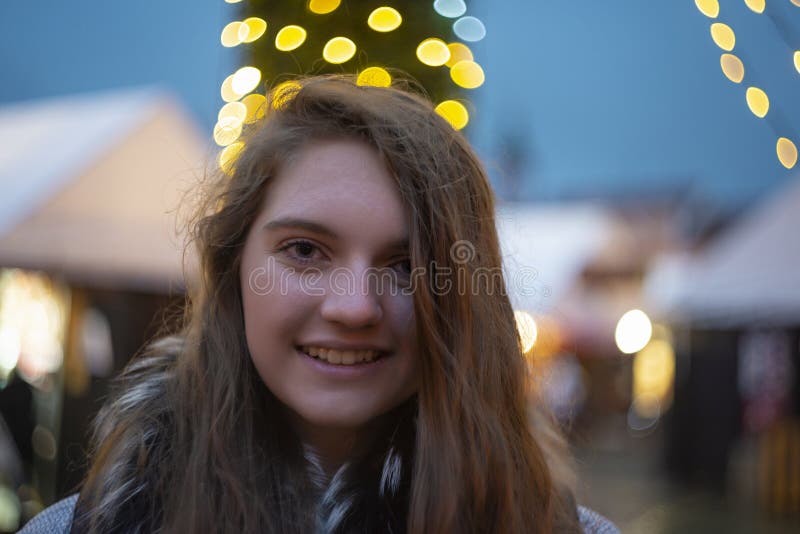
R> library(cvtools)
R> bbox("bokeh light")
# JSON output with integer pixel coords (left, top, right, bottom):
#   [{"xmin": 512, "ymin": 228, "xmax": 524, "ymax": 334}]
[
  {"xmin": 416, "ymin": 38, "xmax": 450, "ymax": 66},
  {"xmin": 745, "ymin": 86, "xmax": 769, "ymax": 118},
  {"xmin": 218, "ymin": 141, "xmax": 245, "ymax": 174},
  {"xmin": 445, "ymin": 42, "xmax": 473, "ymax": 67},
  {"xmin": 453, "ymin": 16, "xmax": 486, "ymax": 42},
  {"xmin": 615, "ymin": 309, "xmax": 653, "ymax": 354},
  {"xmin": 694, "ymin": 0, "xmax": 719, "ymax": 18},
  {"xmin": 231, "ymin": 66, "xmax": 262, "ymax": 96},
  {"xmin": 450, "ymin": 60, "xmax": 484, "ymax": 89},
  {"xmin": 271, "ymin": 80, "xmax": 302, "ymax": 109},
  {"xmin": 793, "ymin": 0, "xmax": 800, "ymax": 6},
  {"xmin": 435, "ymin": 99, "xmax": 469, "ymax": 130},
  {"xmin": 777, "ymin": 137, "xmax": 798, "ymax": 169},
  {"xmin": 218, "ymin": 101, "xmax": 247, "ymax": 124},
  {"xmin": 632, "ymin": 339, "xmax": 676, "ymax": 417},
  {"xmin": 220, "ymin": 75, "xmax": 241, "ymax": 102},
  {"xmin": 221, "ymin": 21, "xmax": 244, "ymax": 47},
  {"xmin": 710, "ymin": 23, "xmax": 735, "ymax": 51},
  {"xmin": 241, "ymin": 93, "xmax": 267, "ymax": 123},
  {"xmin": 275, "ymin": 25, "xmax": 307, "ymax": 51},
  {"xmin": 433, "ymin": 0, "xmax": 467, "ymax": 18},
  {"xmin": 357, "ymin": 66, "xmax": 392, "ymax": 87},
  {"xmin": 744, "ymin": 0, "xmax": 765, "ymax": 13},
  {"xmin": 213, "ymin": 117, "xmax": 243, "ymax": 147},
  {"xmin": 239, "ymin": 17, "xmax": 267, "ymax": 43},
  {"xmin": 720, "ymin": 53, "xmax": 744, "ymax": 83},
  {"xmin": 322, "ymin": 36, "xmax": 356, "ymax": 64},
  {"xmin": 308, "ymin": 0, "xmax": 341, "ymax": 15},
  {"xmin": 794, "ymin": 51, "xmax": 800, "ymax": 74},
  {"xmin": 514, "ymin": 310, "xmax": 538, "ymax": 354},
  {"xmin": 367, "ymin": 7, "xmax": 402, "ymax": 32}
]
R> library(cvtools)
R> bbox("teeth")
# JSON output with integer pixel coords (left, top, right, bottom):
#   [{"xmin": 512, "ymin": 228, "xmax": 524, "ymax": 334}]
[{"xmin": 300, "ymin": 346, "xmax": 381, "ymax": 365}]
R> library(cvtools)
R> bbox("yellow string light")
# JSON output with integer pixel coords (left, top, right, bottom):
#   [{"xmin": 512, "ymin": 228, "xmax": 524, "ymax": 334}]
[
  {"xmin": 322, "ymin": 37, "xmax": 357, "ymax": 64},
  {"xmin": 218, "ymin": 101, "xmax": 247, "ymax": 124},
  {"xmin": 776, "ymin": 137, "xmax": 798, "ymax": 169},
  {"xmin": 745, "ymin": 87, "xmax": 769, "ymax": 118},
  {"xmin": 445, "ymin": 42, "xmax": 473, "ymax": 67},
  {"xmin": 219, "ymin": 142, "xmax": 245, "ymax": 174},
  {"xmin": 720, "ymin": 53, "xmax": 744, "ymax": 83},
  {"xmin": 450, "ymin": 60, "xmax": 484, "ymax": 89},
  {"xmin": 241, "ymin": 93, "xmax": 267, "ymax": 123},
  {"xmin": 710, "ymin": 23, "xmax": 735, "ymax": 51},
  {"xmin": 220, "ymin": 75, "xmax": 241, "ymax": 102},
  {"xmin": 367, "ymin": 7, "xmax": 403, "ymax": 32},
  {"xmin": 416, "ymin": 38, "xmax": 450, "ymax": 66},
  {"xmin": 221, "ymin": 21, "xmax": 244, "ymax": 47},
  {"xmin": 275, "ymin": 25, "xmax": 307, "ymax": 51},
  {"xmin": 214, "ymin": 117, "xmax": 243, "ymax": 147},
  {"xmin": 435, "ymin": 100, "xmax": 469, "ymax": 130},
  {"xmin": 357, "ymin": 67, "xmax": 392, "ymax": 87},
  {"xmin": 794, "ymin": 51, "xmax": 800, "ymax": 74},
  {"xmin": 744, "ymin": 0, "xmax": 765, "ymax": 13},
  {"xmin": 232, "ymin": 66, "xmax": 262, "ymax": 96},
  {"xmin": 308, "ymin": 0, "xmax": 341, "ymax": 15},
  {"xmin": 239, "ymin": 17, "xmax": 267, "ymax": 43},
  {"xmin": 695, "ymin": 0, "xmax": 719, "ymax": 18},
  {"xmin": 271, "ymin": 80, "xmax": 302, "ymax": 109}
]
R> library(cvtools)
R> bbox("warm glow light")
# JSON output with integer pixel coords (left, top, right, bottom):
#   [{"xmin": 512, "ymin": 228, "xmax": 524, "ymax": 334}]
[
  {"xmin": 239, "ymin": 17, "xmax": 267, "ymax": 43},
  {"xmin": 793, "ymin": 0, "xmax": 800, "ymax": 6},
  {"xmin": 433, "ymin": 0, "xmax": 467, "ymax": 18},
  {"xmin": 232, "ymin": 66, "xmax": 261, "ymax": 96},
  {"xmin": 794, "ymin": 51, "xmax": 800, "ymax": 74},
  {"xmin": 435, "ymin": 100, "xmax": 469, "ymax": 130},
  {"xmin": 777, "ymin": 137, "xmax": 798, "ymax": 169},
  {"xmin": 445, "ymin": 42, "xmax": 473, "ymax": 67},
  {"xmin": 275, "ymin": 25, "xmax": 307, "ymax": 51},
  {"xmin": 514, "ymin": 310, "xmax": 538, "ymax": 354},
  {"xmin": 221, "ymin": 21, "xmax": 244, "ymax": 47},
  {"xmin": 710, "ymin": 23, "xmax": 735, "ymax": 51},
  {"xmin": 218, "ymin": 142, "xmax": 245, "ymax": 174},
  {"xmin": 720, "ymin": 53, "xmax": 744, "ymax": 83},
  {"xmin": 220, "ymin": 75, "xmax": 241, "ymax": 102},
  {"xmin": 453, "ymin": 16, "xmax": 486, "ymax": 42},
  {"xmin": 241, "ymin": 93, "xmax": 267, "ymax": 123},
  {"xmin": 357, "ymin": 67, "xmax": 392, "ymax": 87},
  {"xmin": 214, "ymin": 117, "xmax": 243, "ymax": 147},
  {"xmin": 218, "ymin": 101, "xmax": 247, "ymax": 125},
  {"xmin": 367, "ymin": 7, "xmax": 402, "ymax": 32},
  {"xmin": 271, "ymin": 80, "xmax": 302, "ymax": 109},
  {"xmin": 694, "ymin": 0, "xmax": 719, "ymax": 18},
  {"xmin": 416, "ymin": 38, "xmax": 450, "ymax": 66},
  {"xmin": 308, "ymin": 0, "xmax": 341, "ymax": 15},
  {"xmin": 450, "ymin": 60, "xmax": 485, "ymax": 89},
  {"xmin": 633, "ymin": 339, "xmax": 675, "ymax": 417},
  {"xmin": 225, "ymin": 0, "xmax": 243, "ymax": 3},
  {"xmin": 746, "ymin": 86, "xmax": 769, "ymax": 118},
  {"xmin": 323, "ymin": 37, "xmax": 357, "ymax": 64},
  {"xmin": 615, "ymin": 309, "xmax": 653, "ymax": 354},
  {"xmin": 744, "ymin": 0, "xmax": 765, "ymax": 13}
]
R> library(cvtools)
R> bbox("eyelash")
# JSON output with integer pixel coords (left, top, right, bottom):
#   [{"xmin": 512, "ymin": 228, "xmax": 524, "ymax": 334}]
[{"xmin": 276, "ymin": 240, "xmax": 411, "ymax": 274}]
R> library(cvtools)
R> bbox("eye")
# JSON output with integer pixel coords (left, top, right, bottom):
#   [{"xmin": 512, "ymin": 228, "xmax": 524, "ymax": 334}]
[
  {"xmin": 277, "ymin": 240, "xmax": 326, "ymax": 264},
  {"xmin": 392, "ymin": 258, "xmax": 412, "ymax": 276}
]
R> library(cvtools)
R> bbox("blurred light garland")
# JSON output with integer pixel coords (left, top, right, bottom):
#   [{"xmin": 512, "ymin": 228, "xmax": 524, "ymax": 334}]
[
  {"xmin": 214, "ymin": 0, "xmax": 487, "ymax": 171},
  {"xmin": 696, "ymin": 0, "xmax": 797, "ymax": 169}
]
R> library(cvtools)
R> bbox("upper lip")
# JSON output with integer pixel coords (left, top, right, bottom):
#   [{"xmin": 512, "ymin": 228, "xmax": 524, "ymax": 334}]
[{"xmin": 297, "ymin": 341, "xmax": 390, "ymax": 352}]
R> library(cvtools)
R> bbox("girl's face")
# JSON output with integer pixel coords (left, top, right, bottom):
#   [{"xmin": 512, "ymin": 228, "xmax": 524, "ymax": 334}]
[{"xmin": 239, "ymin": 138, "xmax": 419, "ymax": 442}]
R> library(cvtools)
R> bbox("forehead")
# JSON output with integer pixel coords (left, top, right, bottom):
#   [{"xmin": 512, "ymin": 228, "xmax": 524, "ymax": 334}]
[{"xmin": 258, "ymin": 138, "xmax": 408, "ymax": 242}]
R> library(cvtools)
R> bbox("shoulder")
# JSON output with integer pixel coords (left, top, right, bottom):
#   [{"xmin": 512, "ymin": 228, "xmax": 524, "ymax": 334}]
[
  {"xmin": 18, "ymin": 494, "xmax": 78, "ymax": 534},
  {"xmin": 577, "ymin": 505, "xmax": 620, "ymax": 534}
]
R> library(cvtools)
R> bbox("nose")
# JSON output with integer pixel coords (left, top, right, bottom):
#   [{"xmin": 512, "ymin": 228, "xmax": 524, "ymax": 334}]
[{"xmin": 319, "ymin": 267, "xmax": 383, "ymax": 328}]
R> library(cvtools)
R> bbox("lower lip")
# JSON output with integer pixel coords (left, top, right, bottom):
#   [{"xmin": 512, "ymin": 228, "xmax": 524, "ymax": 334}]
[{"xmin": 296, "ymin": 347, "xmax": 391, "ymax": 379}]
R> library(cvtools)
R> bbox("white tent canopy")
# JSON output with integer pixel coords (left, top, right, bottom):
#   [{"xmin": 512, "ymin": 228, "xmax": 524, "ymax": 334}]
[
  {"xmin": 644, "ymin": 176, "xmax": 800, "ymax": 327},
  {"xmin": 0, "ymin": 88, "xmax": 207, "ymax": 292}
]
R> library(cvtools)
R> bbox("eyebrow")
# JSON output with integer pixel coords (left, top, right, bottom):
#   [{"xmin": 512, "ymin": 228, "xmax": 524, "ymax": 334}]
[{"xmin": 262, "ymin": 217, "xmax": 409, "ymax": 251}]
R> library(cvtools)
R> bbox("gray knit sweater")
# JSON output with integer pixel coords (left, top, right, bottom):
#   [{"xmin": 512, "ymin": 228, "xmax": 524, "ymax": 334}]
[{"xmin": 19, "ymin": 493, "xmax": 620, "ymax": 533}]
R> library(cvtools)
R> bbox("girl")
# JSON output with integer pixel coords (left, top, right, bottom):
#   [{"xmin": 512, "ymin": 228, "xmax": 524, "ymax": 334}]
[{"xmin": 22, "ymin": 76, "xmax": 618, "ymax": 533}]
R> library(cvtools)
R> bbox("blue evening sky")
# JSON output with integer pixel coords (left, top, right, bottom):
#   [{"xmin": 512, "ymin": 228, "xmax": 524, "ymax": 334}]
[{"xmin": 1, "ymin": 1, "xmax": 798, "ymax": 210}]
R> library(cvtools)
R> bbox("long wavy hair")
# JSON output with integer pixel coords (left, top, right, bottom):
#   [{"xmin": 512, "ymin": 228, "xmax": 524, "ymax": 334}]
[{"xmin": 72, "ymin": 76, "xmax": 580, "ymax": 533}]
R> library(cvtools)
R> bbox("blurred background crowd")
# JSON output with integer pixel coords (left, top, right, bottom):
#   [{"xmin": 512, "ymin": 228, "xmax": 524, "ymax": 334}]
[{"xmin": 1, "ymin": 1, "xmax": 798, "ymax": 532}]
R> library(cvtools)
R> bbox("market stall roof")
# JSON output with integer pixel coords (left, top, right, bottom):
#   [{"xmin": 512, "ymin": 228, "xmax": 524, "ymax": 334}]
[
  {"xmin": 497, "ymin": 203, "xmax": 614, "ymax": 313},
  {"xmin": 0, "ymin": 88, "xmax": 207, "ymax": 292},
  {"xmin": 644, "ymin": 176, "xmax": 800, "ymax": 327}
]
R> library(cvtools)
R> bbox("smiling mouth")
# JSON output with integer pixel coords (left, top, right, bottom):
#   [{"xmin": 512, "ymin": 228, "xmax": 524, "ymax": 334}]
[{"xmin": 296, "ymin": 345, "xmax": 388, "ymax": 366}]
